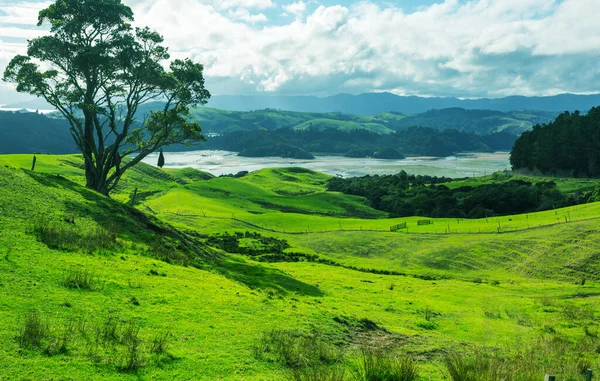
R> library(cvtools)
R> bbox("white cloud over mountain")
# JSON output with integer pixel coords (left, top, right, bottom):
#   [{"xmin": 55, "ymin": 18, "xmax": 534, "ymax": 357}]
[{"xmin": 0, "ymin": 0, "xmax": 599, "ymax": 102}]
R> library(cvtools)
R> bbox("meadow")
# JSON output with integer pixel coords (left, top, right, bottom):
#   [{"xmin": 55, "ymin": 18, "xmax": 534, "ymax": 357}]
[{"xmin": 1, "ymin": 154, "xmax": 600, "ymax": 380}]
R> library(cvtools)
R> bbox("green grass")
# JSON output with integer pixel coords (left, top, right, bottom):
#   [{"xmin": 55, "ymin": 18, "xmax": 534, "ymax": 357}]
[
  {"xmin": 293, "ymin": 119, "xmax": 394, "ymax": 134},
  {"xmin": 2, "ymin": 154, "xmax": 600, "ymax": 380}
]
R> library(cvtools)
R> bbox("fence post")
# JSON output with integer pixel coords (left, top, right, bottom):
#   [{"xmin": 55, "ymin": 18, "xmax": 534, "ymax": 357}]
[
  {"xmin": 31, "ymin": 155, "xmax": 37, "ymax": 171},
  {"xmin": 130, "ymin": 187, "xmax": 138, "ymax": 207},
  {"xmin": 586, "ymin": 369, "xmax": 593, "ymax": 381},
  {"xmin": 545, "ymin": 375, "xmax": 556, "ymax": 381}
]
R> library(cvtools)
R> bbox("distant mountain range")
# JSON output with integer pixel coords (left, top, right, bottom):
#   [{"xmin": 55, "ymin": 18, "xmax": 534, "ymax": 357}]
[
  {"xmin": 5, "ymin": 92, "xmax": 600, "ymax": 115},
  {"xmin": 204, "ymin": 93, "xmax": 600, "ymax": 115}
]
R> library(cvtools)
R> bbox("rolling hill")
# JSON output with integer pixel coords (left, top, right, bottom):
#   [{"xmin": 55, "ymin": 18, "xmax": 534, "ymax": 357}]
[{"xmin": 2, "ymin": 155, "xmax": 600, "ymax": 379}]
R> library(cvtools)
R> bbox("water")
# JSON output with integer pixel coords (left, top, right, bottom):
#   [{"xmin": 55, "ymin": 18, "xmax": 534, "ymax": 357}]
[{"xmin": 143, "ymin": 150, "xmax": 511, "ymax": 178}]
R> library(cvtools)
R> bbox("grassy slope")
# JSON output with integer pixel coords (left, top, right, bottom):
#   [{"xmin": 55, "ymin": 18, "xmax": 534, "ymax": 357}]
[
  {"xmin": 292, "ymin": 118, "xmax": 394, "ymax": 134},
  {"xmin": 2, "ymin": 155, "xmax": 600, "ymax": 380}
]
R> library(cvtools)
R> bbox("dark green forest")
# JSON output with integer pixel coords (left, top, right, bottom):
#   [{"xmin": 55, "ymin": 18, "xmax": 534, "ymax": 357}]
[
  {"xmin": 1, "ymin": 110, "xmax": 516, "ymax": 157},
  {"xmin": 204, "ymin": 127, "xmax": 516, "ymax": 157},
  {"xmin": 327, "ymin": 172, "xmax": 587, "ymax": 218},
  {"xmin": 511, "ymin": 107, "xmax": 600, "ymax": 177}
]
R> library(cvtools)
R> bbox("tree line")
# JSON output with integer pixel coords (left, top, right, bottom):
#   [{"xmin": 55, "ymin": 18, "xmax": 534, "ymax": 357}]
[
  {"xmin": 511, "ymin": 107, "xmax": 600, "ymax": 177},
  {"xmin": 327, "ymin": 172, "xmax": 586, "ymax": 218},
  {"xmin": 204, "ymin": 127, "xmax": 516, "ymax": 158}
]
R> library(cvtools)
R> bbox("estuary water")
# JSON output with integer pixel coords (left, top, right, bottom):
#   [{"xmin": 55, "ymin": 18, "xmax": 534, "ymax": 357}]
[{"xmin": 143, "ymin": 150, "xmax": 511, "ymax": 178}]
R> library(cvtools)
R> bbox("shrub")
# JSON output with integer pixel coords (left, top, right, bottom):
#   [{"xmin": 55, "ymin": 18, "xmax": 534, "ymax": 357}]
[{"xmin": 415, "ymin": 320, "xmax": 437, "ymax": 330}]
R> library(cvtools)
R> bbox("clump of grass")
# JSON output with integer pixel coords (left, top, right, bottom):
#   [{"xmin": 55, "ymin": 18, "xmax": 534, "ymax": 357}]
[
  {"xmin": 562, "ymin": 304, "xmax": 595, "ymax": 320},
  {"xmin": 415, "ymin": 320, "xmax": 437, "ymax": 330},
  {"xmin": 118, "ymin": 321, "xmax": 145, "ymax": 373},
  {"xmin": 286, "ymin": 365, "xmax": 347, "ymax": 381},
  {"xmin": 445, "ymin": 335, "xmax": 600, "ymax": 381},
  {"xmin": 16, "ymin": 311, "xmax": 49, "ymax": 349},
  {"xmin": 44, "ymin": 320, "xmax": 76, "ymax": 356},
  {"xmin": 253, "ymin": 329, "xmax": 343, "ymax": 369},
  {"xmin": 150, "ymin": 331, "xmax": 171, "ymax": 355},
  {"xmin": 33, "ymin": 215, "xmax": 117, "ymax": 254},
  {"xmin": 129, "ymin": 296, "xmax": 140, "ymax": 306},
  {"xmin": 353, "ymin": 346, "xmax": 419, "ymax": 381},
  {"xmin": 61, "ymin": 269, "xmax": 95, "ymax": 290}
]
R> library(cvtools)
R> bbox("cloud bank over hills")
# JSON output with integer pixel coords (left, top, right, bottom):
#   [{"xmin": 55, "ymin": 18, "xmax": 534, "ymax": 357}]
[{"xmin": 1, "ymin": 0, "xmax": 599, "ymax": 103}]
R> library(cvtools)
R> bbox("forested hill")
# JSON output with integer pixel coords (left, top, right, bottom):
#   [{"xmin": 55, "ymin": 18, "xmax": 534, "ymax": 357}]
[
  {"xmin": 0, "ymin": 109, "xmax": 516, "ymax": 157},
  {"xmin": 511, "ymin": 107, "xmax": 600, "ymax": 177},
  {"xmin": 171, "ymin": 105, "xmax": 556, "ymax": 136},
  {"xmin": 0, "ymin": 111, "xmax": 78, "ymax": 154}
]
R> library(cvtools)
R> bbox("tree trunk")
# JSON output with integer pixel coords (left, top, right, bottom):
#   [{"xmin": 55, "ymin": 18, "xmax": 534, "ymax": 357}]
[{"xmin": 84, "ymin": 155, "xmax": 109, "ymax": 195}]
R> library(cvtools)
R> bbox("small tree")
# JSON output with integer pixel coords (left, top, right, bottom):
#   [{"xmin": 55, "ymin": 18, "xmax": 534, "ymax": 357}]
[
  {"xmin": 3, "ymin": 0, "xmax": 210, "ymax": 195},
  {"xmin": 157, "ymin": 149, "xmax": 165, "ymax": 168}
]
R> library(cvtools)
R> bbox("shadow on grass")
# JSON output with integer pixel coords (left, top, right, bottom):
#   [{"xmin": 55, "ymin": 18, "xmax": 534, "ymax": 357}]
[{"xmin": 215, "ymin": 258, "xmax": 324, "ymax": 297}]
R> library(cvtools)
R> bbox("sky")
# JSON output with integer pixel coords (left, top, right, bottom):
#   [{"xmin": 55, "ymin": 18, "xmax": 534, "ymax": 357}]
[{"xmin": 0, "ymin": 0, "xmax": 599, "ymax": 104}]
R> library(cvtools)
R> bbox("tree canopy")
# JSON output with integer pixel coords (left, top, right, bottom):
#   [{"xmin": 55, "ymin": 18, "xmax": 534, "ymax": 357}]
[
  {"xmin": 510, "ymin": 107, "xmax": 600, "ymax": 177},
  {"xmin": 3, "ymin": 0, "xmax": 210, "ymax": 195}
]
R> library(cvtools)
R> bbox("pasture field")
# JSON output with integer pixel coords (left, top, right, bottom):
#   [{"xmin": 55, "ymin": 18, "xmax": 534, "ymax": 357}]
[{"xmin": 1, "ymin": 154, "xmax": 600, "ymax": 380}]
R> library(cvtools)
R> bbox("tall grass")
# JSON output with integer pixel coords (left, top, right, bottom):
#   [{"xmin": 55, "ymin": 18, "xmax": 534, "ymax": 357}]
[
  {"xmin": 253, "ymin": 329, "xmax": 343, "ymax": 369},
  {"xmin": 15, "ymin": 311, "xmax": 155, "ymax": 373},
  {"xmin": 33, "ymin": 215, "xmax": 117, "ymax": 253},
  {"xmin": 16, "ymin": 312, "xmax": 49, "ymax": 349},
  {"xmin": 60, "ymin": 269, "xmax": 96, "ymax": 290},
  {"xmin": 352, "ymin": 347, "xmax": 419, "ymax": 381},
  {"xmin": 445, "ymin": 335, "xmax": 600, "ymax": 381}
]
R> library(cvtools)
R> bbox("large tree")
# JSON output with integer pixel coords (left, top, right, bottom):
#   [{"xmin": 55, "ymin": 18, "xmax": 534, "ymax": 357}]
[{"xmin": 3, "ymin": 0, "xmax": 210, "ymax": 195}]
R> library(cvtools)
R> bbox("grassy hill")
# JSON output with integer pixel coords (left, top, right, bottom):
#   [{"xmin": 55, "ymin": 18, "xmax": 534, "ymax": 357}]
[
  {"xmin": 390, "ymin": 108, "xmax": 558, "ymax": 135},
  {"xmin": 2, "ymin": 155, "xmax": 600, "ymax": 380}
]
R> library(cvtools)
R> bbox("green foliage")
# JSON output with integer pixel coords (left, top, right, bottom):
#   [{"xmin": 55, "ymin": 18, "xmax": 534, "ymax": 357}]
[
  {"xmin": 2, "ymin": 0, "xmax": 209, "ymax": 194},
  {"xmin": 205, "ymin": 127, "xmax": 516, "ymax": 158},
  {"xmin": 328, "ymin": 172, "xmax": 585, "ymax": 218},
  {"xmin": 511, "ymin": 108, "xmax": 600, "ymax": 177}
]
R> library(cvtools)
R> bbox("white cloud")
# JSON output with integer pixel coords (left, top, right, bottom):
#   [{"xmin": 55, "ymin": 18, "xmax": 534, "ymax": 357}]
[
  {"xmin": 283, "ymin": 1, "xmax": 307, "ymax": 19},
  {"xmin": 228, "ymin": 8, "xmax": 268, "ymax": 23},
  {"xmin": 1, "ymin": 0, "xmax": 600, "ymax": 101},
  {"xmin": 217, "ymin": 0, "xmax": 274, "ymax": 9},
  {"xmin": 0, "ymin": 1, "xmax": 51, "ymax": 25}
]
